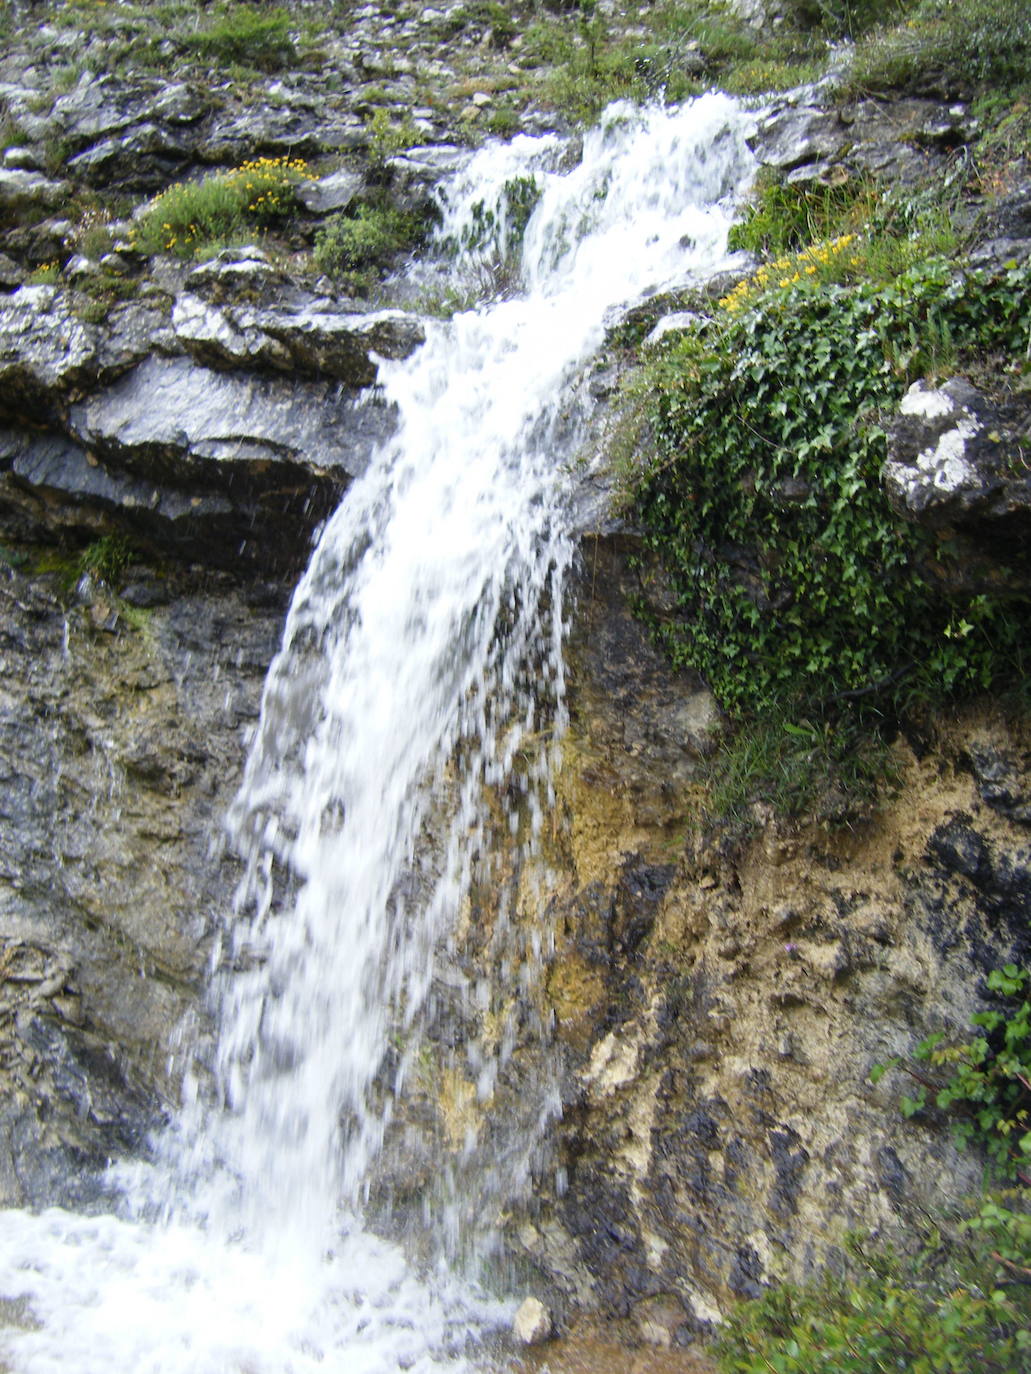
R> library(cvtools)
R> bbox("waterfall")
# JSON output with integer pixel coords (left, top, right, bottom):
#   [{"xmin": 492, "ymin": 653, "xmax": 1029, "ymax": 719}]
[{"xmin": 0, "ymin": 96, "xmax": 754, "ymax": 1373}]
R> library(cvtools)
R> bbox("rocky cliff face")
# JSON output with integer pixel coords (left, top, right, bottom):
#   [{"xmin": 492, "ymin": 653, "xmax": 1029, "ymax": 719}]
[
  {"xmin": 509, "ymin": 540, "xmax": 1031, "ymax": 1341},
  {"xmin": 1, "ymin": 0, "xmax": 1029, "ymax": 1352},
  {"xmin": 0, "ymin": 551, "xmax": 286, "ymax": 1205}
]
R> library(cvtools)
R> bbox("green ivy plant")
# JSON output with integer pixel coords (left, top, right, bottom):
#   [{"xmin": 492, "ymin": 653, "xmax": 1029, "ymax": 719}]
[
  {"xmin": 714, "ymin": 1229, "xmax": 1031, "ymax": 1373},
  {"xmin": 627, "ymin": 255, "xmax": 1031, "ymax": 724},
  {"xmin": 872, "ymin": 965, "xmax": 1031, "ymax": 1181}
]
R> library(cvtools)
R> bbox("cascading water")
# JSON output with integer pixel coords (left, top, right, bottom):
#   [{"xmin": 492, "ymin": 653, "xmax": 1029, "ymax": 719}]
[{"xmin": 0, "ymin": 95, "xmax": 755, "ymax": 1372}]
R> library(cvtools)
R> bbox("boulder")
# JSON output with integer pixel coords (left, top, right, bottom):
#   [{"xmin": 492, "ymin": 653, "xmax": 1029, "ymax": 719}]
[
  {"xmin": 0, "ymin": 167, "xmax": 67, "ymax": 211},
  {"xmin": 298, "ymin": 167, "xmax": 364, "ymax": 214},
  {"xmin": 0, "ymin": 285, "xmax": 100, "ymax": 416},
  {"xmin": 512, "ymin": 1296, "xmax": 553, "ymax": 1345},
  {"xmin": 171, "ymin": 292, "xmax": 425, "ymax": 386},
  {"xmin": 0, "ymin": 285, "xmax": 166, "ymax": 420},
  {"xmin": 749, "ymin": 106, "xmax": 847, "ymax": 173},
  {"xmin": 198, "ymin": 105, "xmax": 366, "ymax": 163},
  {"xmin": 884, "ymin": 378, "xmax": 1031, "ymax": 529}
]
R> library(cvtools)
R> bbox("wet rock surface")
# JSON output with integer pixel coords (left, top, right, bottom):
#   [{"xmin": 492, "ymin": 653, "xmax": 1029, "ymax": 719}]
[
  {"xmin": 0, "ymin": 550, "xmax": 288, "ymax": 1206},
  {"xmin": 0, "ymin": 259, "xmax": 405, "ymax": 569},
  {"xmin": 1, "ymin": 0, "xmax": 1030, "ymax": 1350},
  {"xmin": 509, "ymin": 620, "xmax": 1031, "ymax": 1332},
  {"xmin": 748, "ymin": 97, "xmax": 978, "ymax": 191},
  {"xmin": 171, "ymin": 280, "xmax": 425, "ymax": 385}
]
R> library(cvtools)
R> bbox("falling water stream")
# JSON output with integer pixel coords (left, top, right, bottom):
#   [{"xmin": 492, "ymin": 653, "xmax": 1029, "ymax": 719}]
[{"xmin": 0, "ymin": 96, "xmax": 755, "ymax": 1373}]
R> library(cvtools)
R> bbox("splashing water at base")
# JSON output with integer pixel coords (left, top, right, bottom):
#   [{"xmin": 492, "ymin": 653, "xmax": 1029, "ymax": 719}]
[{"xmin": 0, "ymin": 97, "xmax": 755, "ymax": 1373}]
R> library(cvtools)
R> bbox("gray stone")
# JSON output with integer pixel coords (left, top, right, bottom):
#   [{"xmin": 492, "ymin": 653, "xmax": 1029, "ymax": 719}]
[
  {"xmin": 0, "ymin": 285, "xmax": 99, "ymax": 414},
  {"xmin": 67, "ymin": 123, "xmax": 196, "ymax": 188},
  {"xmin": 0, "ymin": 554, "xmax": 286, "ymax": 1204},
  {"xmin": 0, "ymin": 252, "xmax": 24, "ymax": 288},
  {"xmin": 750, "ymin": 106, "xmax": 846, "ymax": 172},
  {"xmin": 884, "ymin": 378, "xmax": 1031, "ymax": 527},
  {"xmin": 297, "ymin": 167, "xmax": 364, "ymax": 214},
  {"xmin": 2, "ymin": 146, "xmax": 40, "ymax": 170},
  {"xmin": 171, "ymin": 291, "xmax": 426, "ymax": 386},
  {"xmin": 0, "ymin": 167, "xmax": 67, "ymax": 210},
  {"xmin": 56, "ymin": 354, "xmax": 393, "ymax": 557}
]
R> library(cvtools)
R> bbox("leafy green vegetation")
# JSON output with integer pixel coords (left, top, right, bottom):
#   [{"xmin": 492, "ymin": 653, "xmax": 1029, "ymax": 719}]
[
  {"xmin": 76, "ymin": 534, "xmax": 134, "ymax": 589},
  {"xmin": 727, "ymin": 169, "xmax": 880, "ymax": 260},
  {"xmin": 873, "ymin": 965, "xmax": 1031, "ymax": 1181},
  {"xmin": 532, "ymin": 0, "xmax": 824, "ymax": 122},
  {"xmin": 783, "ymin": 0, "xmax": 907, "ymax": 39},
  {"xmin": 628, "ymin": 253, "xmax": 1030, "ymax": 726},
  {"xmin": 844, "ymin": 0, "xmax": 1031, "ymax": 99},
  {"xmin": 706, "ymin": 703, "xmax": 897, "ymax": 827},
  {"xmin": 365, "ymin": 107, "xmax": 420, "ymax": 167},
  {"xmin": 716, "ymin": 973, "xmax": 1031, "ymax": 1372},
  {"xmin": 313, "ymin": 201, "xmax": 425, "ymax": 287},
  {"xmin": 714, "ymin": 1226, "xmax": 1031, "ymax": 1373},
  {"xmin": 133, "ymin": 156, "xmax": 312, "ymax": 258},
  {"xmin": 182, "ymin": 4, "xmax": 296, "ymax": 71}
]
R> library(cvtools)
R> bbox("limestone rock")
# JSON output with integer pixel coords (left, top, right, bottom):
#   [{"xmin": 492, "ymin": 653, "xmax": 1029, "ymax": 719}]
[
  {"xmin": 70, "ymin": 354, "xmax": 390, "ymax": 481},
  {"xmin": 0, "ymin": 285, "xmax": 101, "ymax": 416},
  {"xmin": 171, "ymin": 291, "xmax": 425, "ymax": 387},
  {"xmin": 0, "ymin": 285, "xmax": 167, "ymax": 421},
  {"xmin": 0, "ymin": 353, "xmax": 396, "ymax": 567},
  {"xmin": 0, "ymin": 167, "xmax": 67, "ymax": 211},
  {"xmin": 749, "ymin": 106, "xmax": 847, "ymax": 173},
  {"xmin": 512, "ymin": 1296, "xmax": 553, "ymax": 1345},
  {"xmin": 884, "ymin": 379, "xmax": 1031, "ymax": 531},
  {"xmin": 0, "ymin": 555, "xmax": 286, "ymax": 1205},
  {"xmin": 969, "ymin": 181, "xmax": 1031, "ymax": 270},
  {"xmin": 298, "ymin": 167, "xmax": 364, "ymax": 214}
]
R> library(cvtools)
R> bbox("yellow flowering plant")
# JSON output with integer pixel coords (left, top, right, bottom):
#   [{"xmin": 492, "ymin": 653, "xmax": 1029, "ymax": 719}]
[
  {"xmin": 719, "ymin": 233, "xmax": 860, "ymax": 313},
  {"xmin": 133, "ymin": 156, "xmax": 312, "ymax": 257}
]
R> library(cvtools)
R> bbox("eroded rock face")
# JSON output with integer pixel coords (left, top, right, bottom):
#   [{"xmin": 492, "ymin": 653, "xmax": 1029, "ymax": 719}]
[
  {"xmin": 0, "ymin": 553, "xmax": 287, "ymax": 1206},
  {"xmin": 749, "ymin": 98, "xmax": 979, "ymax": 191},
  {"xmin": 496, "ymin": 540, "xmax": 1031, "ymax": 1341},
  {"xmin": 172, "ymin": 288, "xmax": 425, "ymax": 386},
  {"xmin": 0, "ymin": 256, "xmax": 413, "ymax": 569},
  {"xmin": 884, "ymin": 378, "xmax": 1031, "ymax": 525}
]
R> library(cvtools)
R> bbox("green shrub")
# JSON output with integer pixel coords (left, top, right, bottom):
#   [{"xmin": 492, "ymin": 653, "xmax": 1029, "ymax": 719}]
[
  {"xmin": 627, "ymin": 254, "xmax": 1031, "ymax": 723},
  {"xmin": 133, "ymin": 156, "xmax": 311, "ymax": 257},
  {"xmin": 183, "ymin": 4, "xmax": 296, "ymax": 70},
  {"xmin": 706, "ymin": 702, "xmax": 896, "ymax": 824},
  {"xmin": 365, "ymin": 107, "xmax": 419, "ymax": 166},
  {"xmin": 539, "ymin": 0, "xmax": 781, "ymax": 122},
  {"xmin": 714, "ymin": 1226, "xmax": 1031, "ymax": 1374},
  {"xmin": 313, "ymin": 202, "xmax": 424, "ymax": 279},
  {"xmin": 76, "ymin": 534, "xmax": 133, "ymax": 588},
  {"xmin": 721, "ymin": 57, "xmax": 824, "ymax": 94},
  {"xmin": 728, "ymin": 169, "xmax": 879, "ymax": 259},
  {"xmin": 845, "ymin": 0, "xmax": 1031, "ymax": 98},
  {"xmin": 443, "ymin": 1, "xmax": 516, "ymax": 47},
  {"xmin": 728, "ymin": 172, "xmax": 961, "ymax": 280},
  {"xmin": 782, "ymin": 0, "xmax": 909, "ymax": 38}
]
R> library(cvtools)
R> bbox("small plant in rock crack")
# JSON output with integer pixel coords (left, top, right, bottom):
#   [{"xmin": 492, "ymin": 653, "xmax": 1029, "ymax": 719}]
[{"xmin": 74, "ymin": 534, "xmax": 135, "ymax": 591}]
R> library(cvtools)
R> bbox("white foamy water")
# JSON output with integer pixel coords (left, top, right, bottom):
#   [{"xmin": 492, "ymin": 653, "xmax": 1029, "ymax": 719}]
[{"xmin": 0, "ymin": 96, "xmax": 754, "ymax": 1373}]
